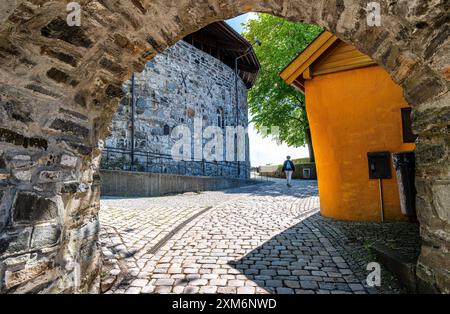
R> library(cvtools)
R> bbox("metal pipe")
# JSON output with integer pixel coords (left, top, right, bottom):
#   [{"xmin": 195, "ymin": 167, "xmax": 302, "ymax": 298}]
[
  {"xmin": 234, "ymin": 48, "xmax": 252, "ymax": 178},
  {"xmin": 379, "ymin": 178, "xmax": 385, "ymax": 222},
  {"xmin": 234, "ymin": 57, "xmax": 240, "ymax": 178},
  {"xmin": 233, "ymin": 41, "xmax": 260, "ymax": 179},
  {"xmin": 131, "ymin": 73, "xmax": 136, "ymax": 171}
]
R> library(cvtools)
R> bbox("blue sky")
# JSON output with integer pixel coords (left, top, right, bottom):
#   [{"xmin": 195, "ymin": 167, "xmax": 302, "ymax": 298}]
[
  {"xmin": 225, "ymin": 14, "xmax": 309, "ymax": 166},
  {"xmin": 226, "ymin": 13, "xmax": 255, "ymax": 33}
]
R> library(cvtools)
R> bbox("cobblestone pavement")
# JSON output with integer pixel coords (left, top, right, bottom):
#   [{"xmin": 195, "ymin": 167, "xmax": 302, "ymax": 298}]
[{"xmin": 99, "ymin": 178, "xmax": 420, "ymax": 294}]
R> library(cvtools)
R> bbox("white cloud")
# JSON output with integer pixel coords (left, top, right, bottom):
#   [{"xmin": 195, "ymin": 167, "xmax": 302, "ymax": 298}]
[
  {"xmin": 248, "ymin": 122, "xmax": 309, "ymax": 166},
  {"xmin": 241, "ymin": 12, "xmax": 258, "ymax": 32},
  {"xmin": 245, "ymin": 12, "xmax": 258, "ymax": 23}
]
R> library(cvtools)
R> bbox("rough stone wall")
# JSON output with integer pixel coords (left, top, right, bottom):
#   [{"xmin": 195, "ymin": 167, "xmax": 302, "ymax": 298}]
[
  {"xmin": 103, "ymin": 40, "xmax": 250, "ymax": 178},
  {"xmin": 0, "ymin": 0, "xmax": 448, "ymax": 293}
]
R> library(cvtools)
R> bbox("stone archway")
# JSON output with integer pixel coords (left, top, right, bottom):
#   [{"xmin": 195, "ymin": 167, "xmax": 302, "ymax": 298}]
[{"xmin": 0, "ymin": 0, "xmax": 448, "ymax": 293}]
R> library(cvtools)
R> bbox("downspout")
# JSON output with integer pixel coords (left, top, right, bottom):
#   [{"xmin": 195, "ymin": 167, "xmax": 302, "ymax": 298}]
[
  {"xmin": 131, "ymin": 73, "xmax": 136, "ymax": 171},
  {"xmin": 234, "ymin": 58, "xmax": 240, "ymax": 178},
  {"xmin": 233, "ymin": 42, "xmax": 260, "ymax": 179}
]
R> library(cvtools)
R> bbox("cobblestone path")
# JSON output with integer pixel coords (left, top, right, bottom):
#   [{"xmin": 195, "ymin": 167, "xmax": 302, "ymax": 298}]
[{"xmin": 100, "ymin": 179, "xmax": 419, "ymax": 294}]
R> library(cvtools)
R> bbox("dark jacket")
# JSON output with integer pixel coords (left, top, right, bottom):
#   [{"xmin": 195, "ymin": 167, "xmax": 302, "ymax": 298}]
[{"xmin": 282, "ymin": 160, "xmax": 296, "ymax": 172}]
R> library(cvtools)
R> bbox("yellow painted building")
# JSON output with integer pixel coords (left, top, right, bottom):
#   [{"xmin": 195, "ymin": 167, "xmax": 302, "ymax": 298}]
[{"xmin": 280, "ymin": 31, "xmax": 416, "ymax": 222}]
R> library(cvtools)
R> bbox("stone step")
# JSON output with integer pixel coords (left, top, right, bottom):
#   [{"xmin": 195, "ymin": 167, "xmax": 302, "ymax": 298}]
[{"xmin": 369, "ymin": 242, "xmax": 417, "ymax": 293}]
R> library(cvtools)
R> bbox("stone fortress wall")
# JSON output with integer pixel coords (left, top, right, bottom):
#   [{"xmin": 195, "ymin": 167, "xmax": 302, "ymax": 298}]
[{"xmin": 103, "ymin": 40, "xmax": 251, "ymax": 179}]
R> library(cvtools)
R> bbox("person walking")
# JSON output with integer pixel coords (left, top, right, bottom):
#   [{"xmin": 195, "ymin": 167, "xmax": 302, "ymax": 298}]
[{"xmin": 282, "ymin": 156, "xmax": 296, "ymax": 187}]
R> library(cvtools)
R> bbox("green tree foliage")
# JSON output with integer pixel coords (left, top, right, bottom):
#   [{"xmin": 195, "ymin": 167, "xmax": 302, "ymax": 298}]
[{"xmin": 242, "ymin": 14, "xmax": 322, "ymax": 147}]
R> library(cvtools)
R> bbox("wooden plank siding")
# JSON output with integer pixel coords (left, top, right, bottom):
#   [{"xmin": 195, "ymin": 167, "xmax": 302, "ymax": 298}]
[
  {"xmin": 311, "ymin": 41, "xmax": 376, "ymax": 76},
  {"xmin": 280, "ymin": 31, "xmax": 338, "ymax": 85},
  {"xmin": 280, "ymin": 31, "xmax": 378, "ymax": 94}
]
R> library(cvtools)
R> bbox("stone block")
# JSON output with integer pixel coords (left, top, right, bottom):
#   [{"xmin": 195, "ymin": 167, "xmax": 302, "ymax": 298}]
[
  {"xmin": 71, "ymin": 219, "xmax": 99, "ymax": 240},
  {"xmin": 105, "ymin": 85, "xmax": 125, "ymax": 99},
  {"xmin": 370, "ymin": 242, "xmax": 417, "ymax": 292},
  {"xmin": 12, "ymin": 168, "xmax": 33, "ymax": 181},
  {"xmin": 41, "ymin": 17, "xmax": 92, "ymax": 48},
  {"xmin": 30, "ymin": 224, "xmax": 61, "ymax": 249},
  {"xmin": 38, "ymin": 170, "xmax": 75, "ymax": 183},
  {"xmin": 46, "ymin": 68, "xmax": 72, "ymax": 85},
  {"xmin": 13, "ymin": 193, "xmax": 58, "ymax": 223},
  {"xmin": 284, "ymin": 280, "xmax": 301, "ymax": 289},
  {"xmin": 412, "ymin": 103, "xmax": 450, "ymax": 134},
  {"xmin": 4, "ymin": 262, "xmax": 51, "ymax": 290},
  {"xmin": 300, "ymin": 280, "xmax": 318, "ymax": 290},
  {"xmin": 11, "ymin": 155, "xmax": 32, "ymax": 167},
  {"xmin": 432, "ymin": 182, "xmax": 450, "ymax": 224},
  {"xmin": 0, "ymin": 228, "xmax": 32, "ymax": 255},
  {"xmin": 41, "ymin": 46, "xmax": 78, "ymax": 67},
  {"xmin": 49, "ymin": 119, "xmax": 89, "ymax": 139},
  {"xmin": 60, "ymin": 155, "xmax": 78, "ymax": 168},
  {"xmin": 416, "ymin": 144, "xmax": 445, "ymax": 165},
  {"xmin": 402, "ymin": 66, "xmax": 446, "ymax": 105}
]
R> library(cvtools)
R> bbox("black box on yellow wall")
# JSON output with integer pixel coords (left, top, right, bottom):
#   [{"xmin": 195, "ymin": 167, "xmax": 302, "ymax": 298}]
[{"xmin": 368, "ymin": 152, "xmax": 392, "ymax": 180}]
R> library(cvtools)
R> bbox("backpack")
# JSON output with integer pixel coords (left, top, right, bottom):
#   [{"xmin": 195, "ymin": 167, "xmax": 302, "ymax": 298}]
[{"xmin": 285, "ymin": 161, "xmax": 292, "ymax": 171}]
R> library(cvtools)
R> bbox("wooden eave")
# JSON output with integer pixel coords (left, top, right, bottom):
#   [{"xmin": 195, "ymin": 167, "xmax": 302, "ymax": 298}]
[
  {"xmin": 183, "ymin": 21, "xmax": 260, "ymax": 88},
  {"xmin": 280, "ymin": 31, "xmax": 377, "ymax": 94}
]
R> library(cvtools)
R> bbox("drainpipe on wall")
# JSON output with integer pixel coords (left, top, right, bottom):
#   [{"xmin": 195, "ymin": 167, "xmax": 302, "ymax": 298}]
[
  {"xmin": 234, "ymin": 47, "xmax": 254, "ymax": 178},
  {"xmin": 131, "ymin": 73, "xmax": 136, "ymax": 171},
  {"xmin": 234, "ymin": 41, "xmax": 261, "ymax": 179},
  {"xmin": 234, "ymin": 58, "xmax": 240, "ymax": 178}
]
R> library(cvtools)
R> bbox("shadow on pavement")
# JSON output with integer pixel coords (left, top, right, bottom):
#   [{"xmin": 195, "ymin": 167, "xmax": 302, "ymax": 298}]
[{"xmin": 227, "ymin": 212, "xmax": 421, "ymax": 294}]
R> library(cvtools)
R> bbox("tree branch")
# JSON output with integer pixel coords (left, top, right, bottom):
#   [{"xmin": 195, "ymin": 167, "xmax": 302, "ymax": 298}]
[
  {"xmin": 293, "ymin": 94, "xmax": 305, "ymax": 109},
  {"xmin": 288, "ymin": 101, "xmax": 304, "ymax": 110},
  {"xmin": 285, "ymin": 93, "xmax": 305, "ymax": 110},
  {"xmin": 287, "ymin": 115, "xmax": 303, "ymax": 123}
]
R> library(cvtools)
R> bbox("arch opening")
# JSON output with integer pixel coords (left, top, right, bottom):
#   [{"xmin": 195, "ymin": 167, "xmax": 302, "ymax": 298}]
[{"xmin": 0, "ymin": 1, "xmax": 448, "ymax": 294}]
